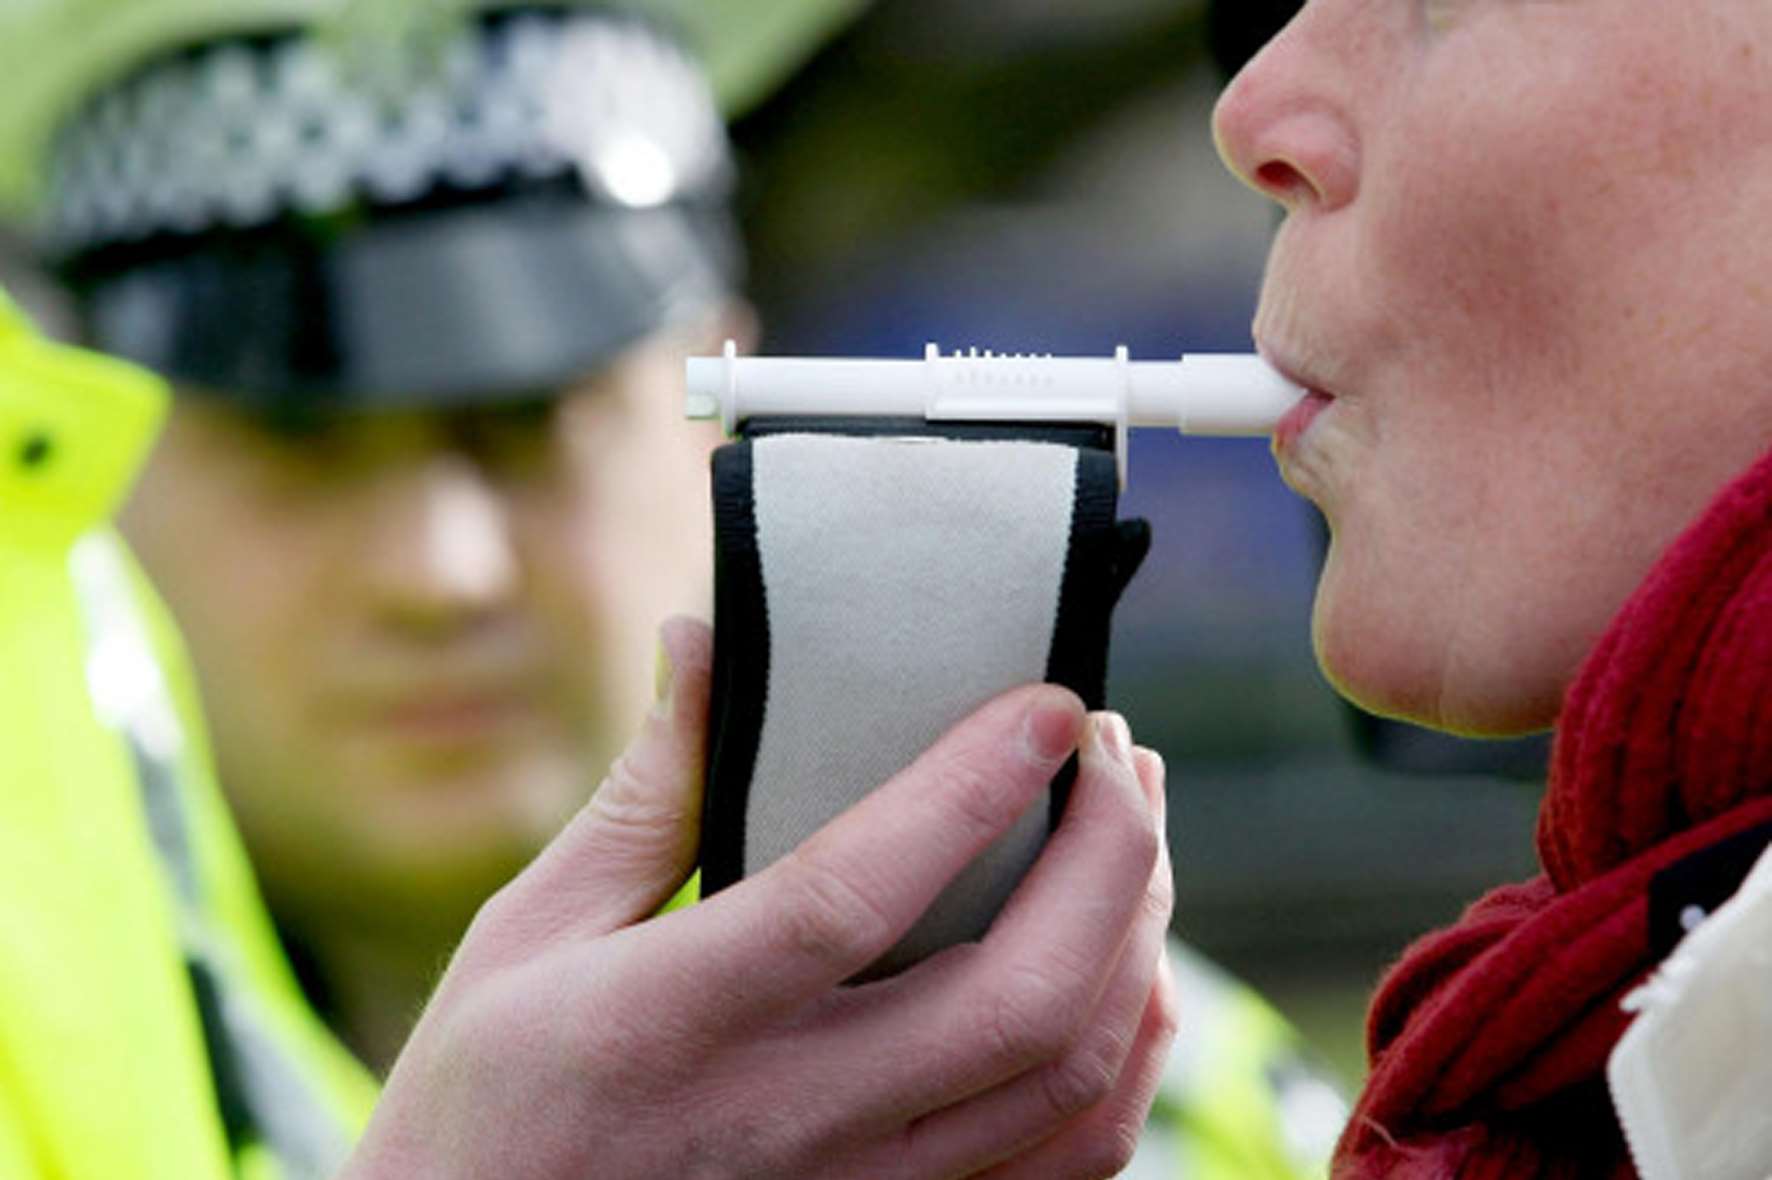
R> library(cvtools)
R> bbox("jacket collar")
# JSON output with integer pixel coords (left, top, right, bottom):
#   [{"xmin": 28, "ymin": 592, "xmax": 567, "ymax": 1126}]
[{"xmin": 0, "ymin": 290, "xmax": 165, "ymax": 550}]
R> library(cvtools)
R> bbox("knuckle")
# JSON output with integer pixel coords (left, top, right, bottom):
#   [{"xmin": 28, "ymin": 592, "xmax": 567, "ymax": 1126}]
[
  {"xmin": 592, "ymin": 755, "xmax": 691, "ymax": 838},
  {"xmin": 1040, "ymin": 1042, "xmax": 1117, "ymax": 1120},
  {"xmin": 1155, "ymin": 959, "xmax": 1182, "ymax": 1032},
  {"xmin": 1143, "ymin": 862, "xmax": 1175, "ymax": 923},
  {"xmin": 772, "ymin": 848, "xmax": 896, "ymax": 971},
  {"xmin": 1071, "ymin": 764, "xmax": 1159, "ymax": 865},
  {"xmin": 1076, "ymin": 1117, "xmax": 1143, "ymax": 1179},
  {"xmin": 927, "ymin": 748, "xmax": 1029, "ymax": 843},
  {"xmin": 1117, "ymin": 804, "xmax": 1162, "ymax": 875},
  {"xmin": 1153, "ymin": 989, "xmax": 1181, "ymax": 1051},
  {"xmin": 1149, "ymin": 967, "xmax": 1182, "ymax": 1052},
  {"xmin": 456, "ymin": 877, "xmax": 530, "ymax": 963},
  {"xmin": 468, "ymin": 878, "xmax": 519, "ymax": 935},
  {"xmin": 985, "ymin": 965, "xmax": 1083, "ymax": 1070}
]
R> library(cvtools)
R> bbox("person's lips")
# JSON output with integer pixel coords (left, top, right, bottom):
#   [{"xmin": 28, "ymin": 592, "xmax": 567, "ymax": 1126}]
[
  {"xmin": 1258, "ymin": 349, "xmax": 1339, "ymax": 458},
  {"xmin": 1273, "ymin": 388, "xmax": 1335, "ymax": 456},
  {"xmin": 336, "ymin": 671, "xmax": 547, "ymax": 750},
  {"xmin": 376, "ymin": 689, "xmax": 536, "ymax": 739}
]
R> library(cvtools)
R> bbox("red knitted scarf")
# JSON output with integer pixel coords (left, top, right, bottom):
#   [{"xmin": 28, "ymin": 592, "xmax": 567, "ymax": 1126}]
[{"xmin": 1333, "ymin": 446, "xmax": 1772, "ymax": 1180}]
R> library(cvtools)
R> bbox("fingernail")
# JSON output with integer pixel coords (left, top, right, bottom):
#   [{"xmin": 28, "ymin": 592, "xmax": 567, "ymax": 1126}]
[
  {"xmin": 1094, "ymin": 712, "xmax": 1133, "ymax": 767},
  {"xmin": 1024, "ymin": 691, "xmax": 1082, "ymax": 762}
]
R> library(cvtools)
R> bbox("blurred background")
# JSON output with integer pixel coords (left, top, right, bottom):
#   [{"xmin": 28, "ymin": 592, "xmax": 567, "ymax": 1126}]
[{"xmin": 725, "ymin": 0, "xmax": 1548, "ymax": 1081}]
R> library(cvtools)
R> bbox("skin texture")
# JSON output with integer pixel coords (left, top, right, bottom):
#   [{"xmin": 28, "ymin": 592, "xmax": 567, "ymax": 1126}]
[
  {"xmin": 341, "ymin": 620, "xmax": 1178, "ymax": 1180},
  {"xmin": 1213, "ymin": 0, "xmax": 1772, "ymax": 734},
  {"xmin": 120, "ymin": 324, "xmax": 725, "ymax": 1067}
]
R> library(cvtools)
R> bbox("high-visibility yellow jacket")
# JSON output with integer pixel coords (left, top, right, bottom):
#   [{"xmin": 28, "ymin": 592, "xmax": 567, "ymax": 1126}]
[
  {"xmin": 0, "ymin": 290, "xmax": 374, "ymax": 1180},
  {"xmin": 1124, "ymin": 941, "xmax": 1347, "ymax": 1180}
]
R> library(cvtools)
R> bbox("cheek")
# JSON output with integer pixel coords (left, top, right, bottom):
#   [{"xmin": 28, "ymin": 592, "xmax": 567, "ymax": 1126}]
[
  {"xmin": 516, "ymin": 435, "xmax": 713, "ymax": 735},
  {"xmin": 124, "ymin": 457, "xmax": 309, "ymax": 654},
  {"xmin": 558, "ymin": 403, "xmax": 716, "ymax": 614},
  {"xmin": 1367, "ymin": 122, "xmax": 1589, "ymax": 391},
  {"xmin": 1370, "ymin": 35, "xmax": 1762, "ymax": 396},
  {"xmin": 120, "ymin": 472, "xmax": 337, "ymax": 794}
]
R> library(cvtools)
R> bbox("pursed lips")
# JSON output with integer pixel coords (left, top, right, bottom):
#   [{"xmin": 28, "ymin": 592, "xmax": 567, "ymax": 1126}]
[{"xmin": 1258, "ymin": 345, "xmax": 1340, "ymax": 458}]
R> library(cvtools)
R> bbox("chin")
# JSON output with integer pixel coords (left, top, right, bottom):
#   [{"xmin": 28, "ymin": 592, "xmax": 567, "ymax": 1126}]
[
  {"xmin": 1327, "ymin": 662, "xmax": 1561, "ymax": 738},
  {"xmin": 1311, "ymin": 575, "xmax": 1563, "ymax": 740}
]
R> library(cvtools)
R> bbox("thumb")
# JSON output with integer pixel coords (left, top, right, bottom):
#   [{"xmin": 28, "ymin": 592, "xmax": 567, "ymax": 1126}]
[{"xmin": 487, "ymin": 616, "xmax": 713, "ymax": 946}]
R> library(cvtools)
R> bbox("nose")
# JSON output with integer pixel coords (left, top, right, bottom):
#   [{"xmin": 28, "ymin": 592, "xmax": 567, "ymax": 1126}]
[
  {"xmin": 1212, "ymin": 11, "xmax": 1360, "ymax": 214},
  {"xmin": 362, "ymin": 456, "xmax": 521, "ymax": 631}
]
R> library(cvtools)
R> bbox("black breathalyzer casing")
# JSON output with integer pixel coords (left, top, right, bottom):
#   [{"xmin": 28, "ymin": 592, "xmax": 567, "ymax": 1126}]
[{"xmin": 699, "ymin": 418, "xmax": 1149, "ymax": 977}]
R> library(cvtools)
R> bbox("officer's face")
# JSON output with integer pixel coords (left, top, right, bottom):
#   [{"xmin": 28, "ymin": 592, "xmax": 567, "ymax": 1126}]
[
  {"xmin": 121, "ymin": 325, "xmax": 723, "ymax": 944},
  {"xmin": 1214, "ymin": 0, "xmax": 1772, "ymax": 734}
]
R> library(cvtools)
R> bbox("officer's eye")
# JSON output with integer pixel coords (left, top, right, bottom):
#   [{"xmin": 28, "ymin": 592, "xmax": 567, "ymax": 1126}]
[{"xmin": 454, "ymin": 400, "xmax": 557, "ymax": 478}]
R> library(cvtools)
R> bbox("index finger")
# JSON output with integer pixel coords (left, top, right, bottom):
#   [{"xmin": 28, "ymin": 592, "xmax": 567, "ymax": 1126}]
[{"xmin": 662, "ymin": 683, "xmax": 1085, "ymax": 1026}]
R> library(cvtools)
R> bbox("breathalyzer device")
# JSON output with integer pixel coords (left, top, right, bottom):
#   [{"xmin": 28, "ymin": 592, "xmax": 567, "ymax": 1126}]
[{"xmin": 687, "ymin": 343, "xmax": 1301, "ymax": 976}]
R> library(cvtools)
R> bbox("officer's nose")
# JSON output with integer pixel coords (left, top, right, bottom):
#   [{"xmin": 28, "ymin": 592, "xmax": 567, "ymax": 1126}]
[{"xmin": 362, "ymin": 456, "xmax": 520, "ymax": 632}]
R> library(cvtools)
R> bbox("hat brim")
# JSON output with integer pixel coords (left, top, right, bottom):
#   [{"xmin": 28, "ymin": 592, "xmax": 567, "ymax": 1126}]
[{"xmin": 73, "ymin": 189, "xmax": 739, "ymax": 411}]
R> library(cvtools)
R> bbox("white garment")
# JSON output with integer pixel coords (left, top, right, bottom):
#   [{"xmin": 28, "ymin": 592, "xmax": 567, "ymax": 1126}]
[{"xmin": 1609, "ymin": 843, "xmax": 1772, "ymax": 1180}]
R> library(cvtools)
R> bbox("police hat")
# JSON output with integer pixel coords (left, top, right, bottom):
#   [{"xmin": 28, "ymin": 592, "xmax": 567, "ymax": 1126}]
[{"xmin": 0, "ymin": 1, "xmax": 861, "ymax": 412}]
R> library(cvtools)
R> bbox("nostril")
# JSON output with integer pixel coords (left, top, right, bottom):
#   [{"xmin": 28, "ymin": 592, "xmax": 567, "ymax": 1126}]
[{"xmin": 1256, "ymin": 160, "xmax": 1311, "ymax": 201}]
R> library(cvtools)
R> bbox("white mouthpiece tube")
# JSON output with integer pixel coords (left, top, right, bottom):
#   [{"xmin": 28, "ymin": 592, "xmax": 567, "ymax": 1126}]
[
  {"xmin": 687, "ymin": 342, "xmax": 1302, "ymax": 433},
  {"xmin": 686, "ymin": 342, "xmax": 1305, "ymax": 485}
]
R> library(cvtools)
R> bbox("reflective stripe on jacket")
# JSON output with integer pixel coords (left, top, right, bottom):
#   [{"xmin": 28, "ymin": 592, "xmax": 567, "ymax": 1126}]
[{"xmin": 0, "ymin": 292, "xmax": 375, "ymax": 1179}]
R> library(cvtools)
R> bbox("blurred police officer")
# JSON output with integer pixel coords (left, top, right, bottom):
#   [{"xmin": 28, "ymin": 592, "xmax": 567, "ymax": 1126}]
[{"xmin": 19, "ymin": 1, "xmax": 751, "ymax": 1069}]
